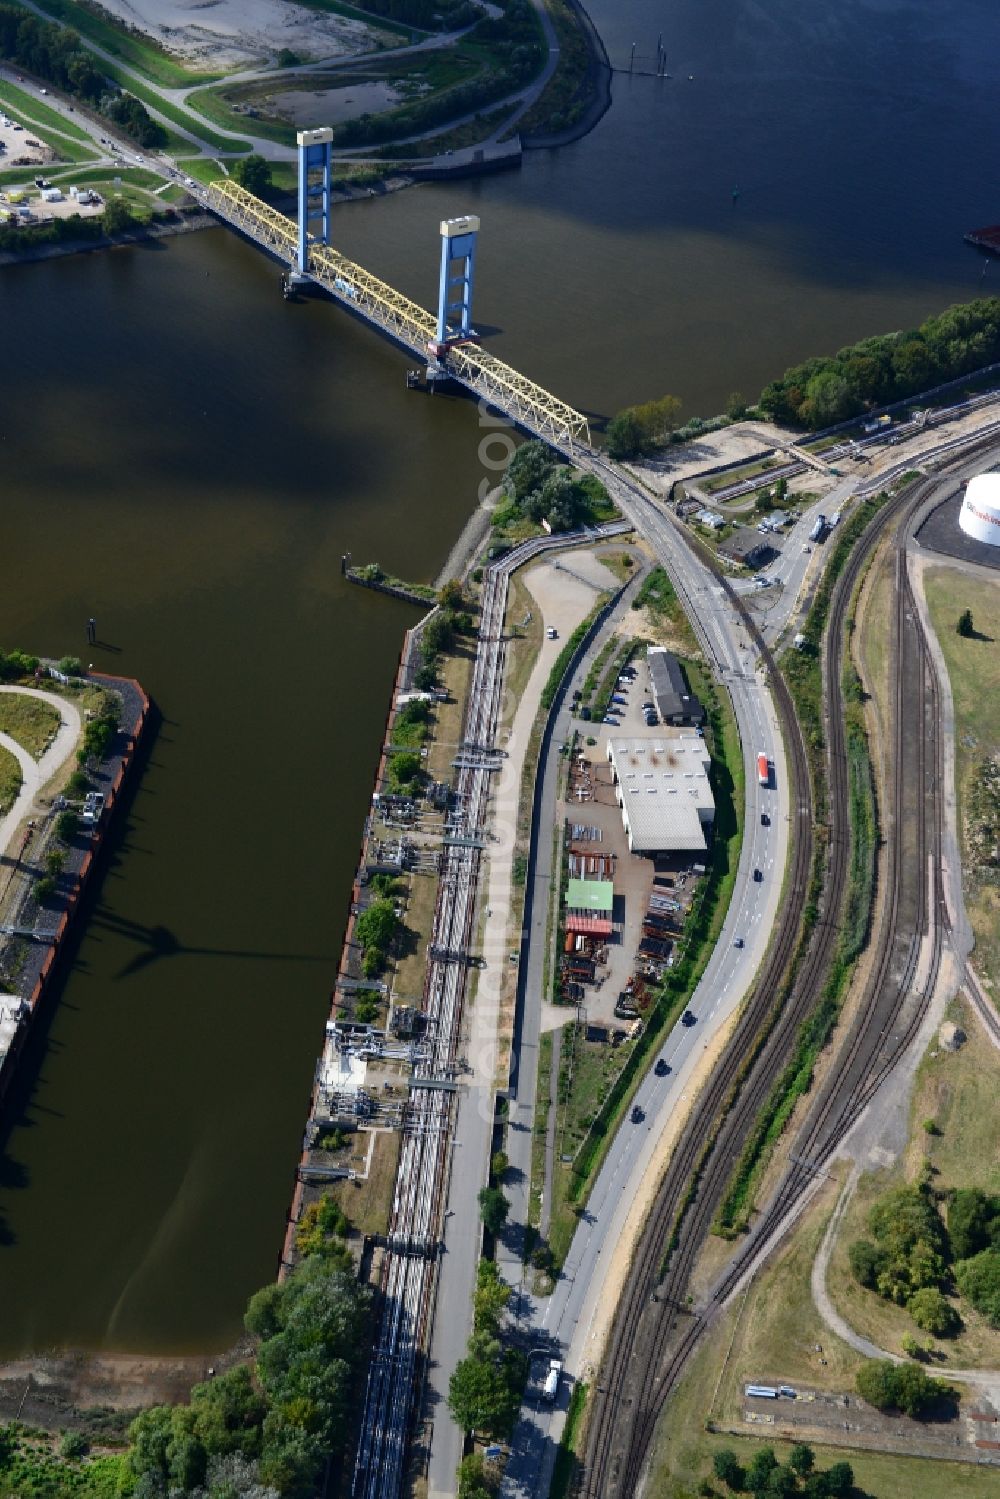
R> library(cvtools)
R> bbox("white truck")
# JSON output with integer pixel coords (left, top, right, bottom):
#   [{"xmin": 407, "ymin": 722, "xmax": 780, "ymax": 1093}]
[{"xmin": 541, "ymin": 1359, "xmax": 562, "ymax": 1403}]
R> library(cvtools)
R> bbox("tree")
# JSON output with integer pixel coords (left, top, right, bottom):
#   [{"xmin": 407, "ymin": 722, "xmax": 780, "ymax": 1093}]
[
  {"xmin": 955, "ymin": 1249, "xmax": 1000, "ymax": 1326},
  {"xmin": 957, "ymin": 608, "xmax": 975, "ymax": 638},
  {"xmin": 458, "ymin": 1453, "xmax": 499, "ymax": 1497},
  {"xmin": 232, "ymin": 154, "xmax": 273, "ymax": 196},
  {"xmin": 745, "ymin": 1446, "xmax": 777, "ymax": 1493},
  {"xmin": 949, "ymin": 1188, "xmax": 997, "ymax": 1260},
  {"xmin": 354, "ymin": 897, "xmax": 397, "ymax": 954},
  {"xmin": 57, "ymin": 655, "xmax": 83, "ymax": 676},
  {"xmin": 712, "ymin": 1448, "xmax": 743, "ymax": 1489},
  {"xmin": 103, "ymin": 196, "xmax": 136, "ymax": 235},
  {"xmin": 788, "ymin": 1443, "xmax": 813, "ymax": 1477},
  {"xmin": 854, "ymin": 1358, "xmax": 899, "ymax": 1412},
  {"xmin": 907, "ymin": 1286, "xmax": 960, "ymax": 1336},
  {"xmin": 478, "ymin": 1186, "xmax": 509, "ymax": 1234},
  {"xmin": 823, "ymin": 1460, "xmax": 854, "ymax": 1497},
  {"xmin": 448, "ymin": 1350, "xmax": 523, "ymax": 1438},
  {"xmin": 422, "ymin": 611, "xmax": 456, "ymax": 659},
  {"xmin": 606, "ymin": 408, "xmax": 645, "ymax": 460},
  {"xmin": 56, "ymin": 809, "xmax": 78, "ymax": 841},
  {"xmin": 848, "ymin": 1238, "xmax": 885, "ymax": 1289},
  {"xmin": 504, "ymin": 440, "xmax": 553, "ymax": 502},
  {"xmin": 473, "ymin": 1258, "xmax": 511, "ymax": 1334},
  {"xmin": 439, "ymin": 578, "xmax": 465, "ymax": 609},
  {"xmin": 60, "ymin": 1430, "xmax": 89, "ymax": 1459}
]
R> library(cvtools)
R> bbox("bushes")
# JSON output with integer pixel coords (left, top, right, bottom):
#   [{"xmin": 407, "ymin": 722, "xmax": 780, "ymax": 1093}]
[
  {"xmin": 0, "ymin": 649, "xmax": 39, "ymax": 681},
  {"xmin": 131, "ymin": 1260, "xmax": 370, "ymax": 1499},
  {"xmin": 0, "ymin": 5, "xmax": 106, "ymax": 105},
  {"xmin": 954, "ymin": 1249, "xmax": 1000, "ymax": 1326},
  {"xmin": 354, "ymin": 897, "xmax": 398, "ymax": 976},
  {"xmin": 606, "ymin": 395, "xmax": 683, "ymax": 459},
  {"xmin": 948, "ymin": 1187, "xmax": 1000, "ymax": 1259},
  {"xmin": 855, "ymin": 1358, "xmax": 952, "ymax": 1417},
  {"xmin": 105, "ymin": 91, "xmax": 167, "ymax": 147},
  {"xmin": 499, "ymin": 440, "xmax": 615, "ymax": 533},
  {"xmin": 758, "ymin": 296, "xmax": 1000, "ymax": 428},
  {"xmin": 478, "ymin": 1186, "xmax": 509, "ymax": 1234}
]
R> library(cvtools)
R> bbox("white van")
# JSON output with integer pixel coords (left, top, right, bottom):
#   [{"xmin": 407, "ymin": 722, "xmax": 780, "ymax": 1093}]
[{"xmin": 541, "ymin": 1359, "xmax": 562, "ymax": 1402}]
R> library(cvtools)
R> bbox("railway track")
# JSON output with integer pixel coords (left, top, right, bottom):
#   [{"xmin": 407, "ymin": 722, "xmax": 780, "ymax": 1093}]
[
  {"xmin": 351, "ymin": 525, "xmax": 628, "ymax": 1499},
  {"xmin": 579, "ymin": 468, "xmax": 955, "ymax": 1498}
]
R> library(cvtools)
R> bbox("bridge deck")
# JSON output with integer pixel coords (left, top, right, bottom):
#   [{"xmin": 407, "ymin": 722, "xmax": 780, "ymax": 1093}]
[{"xmin": 206, "ymin": 180, "xmax": 590, "ymax": 448}]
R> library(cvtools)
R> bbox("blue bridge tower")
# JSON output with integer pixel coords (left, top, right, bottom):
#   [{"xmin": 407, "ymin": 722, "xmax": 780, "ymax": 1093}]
[
  {"xmin": 296, "ymin": 127, "xmax": 333, "ymax": 274},
  {"xmin": 431, "ymin": 215, "xmax": 480, "ymax": 353}
]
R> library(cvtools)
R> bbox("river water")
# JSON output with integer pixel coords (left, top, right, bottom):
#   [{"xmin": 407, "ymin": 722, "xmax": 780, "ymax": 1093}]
[{"xmin": 1, "ymin": 0, "xmax": 997, "ymax": 1353}]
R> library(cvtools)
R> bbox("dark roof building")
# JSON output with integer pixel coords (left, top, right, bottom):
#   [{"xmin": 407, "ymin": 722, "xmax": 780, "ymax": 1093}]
[
  {"xmin": 648, "ymin": 647, "xmax": 704, "ymax": 726},
  {"xmin": 718, "ymin": 527, "xmax": 774, "ymax": 569}
]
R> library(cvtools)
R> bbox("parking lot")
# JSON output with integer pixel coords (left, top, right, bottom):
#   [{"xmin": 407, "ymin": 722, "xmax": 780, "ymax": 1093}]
[{"xmin": 0, "ymin": 113, "xmax": 53, "ymax": 166}]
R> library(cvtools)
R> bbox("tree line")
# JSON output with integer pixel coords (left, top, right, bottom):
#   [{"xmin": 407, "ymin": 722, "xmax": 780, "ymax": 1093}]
[
  {"xmin": 758, "ymin": 297, "xmax": 1000, "ymax": 428},
  {"xmin": 0, "ymin": 6, "xmax": 165, "ymax": 146}
]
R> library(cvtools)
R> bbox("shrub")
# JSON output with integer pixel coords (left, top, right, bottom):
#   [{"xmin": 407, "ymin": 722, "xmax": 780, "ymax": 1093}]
[
  {"xmin": 55, "ymin": 810, "xmax": 78, "ymax": 841},
  {"xmin": 907, "ymin": 1286, "xmax": 960, "ymax": 1336},
  {"xmin": 848, "ymin": 1238, "xmax": 885, "ymax": 1289},
  {"xmin": 490, "ymin": 1151, "xmax": 509, "ymax": 1182},
  {"xmin": 60, "ymin": 1430, "xmax": 89, "ymax": 1459},
  {"xmin": 954, "ymin": 1249, "xmax": 1000, "ymax": 1326},
  {"xmin": 57, "ymin": 656, "xmax": 84, "ymax": 676},
  {"xmin": 855, "ymin": 1358, "xmax": 951, "ymax": 1416},
  {"xmin": 478, "ymin": 1187, "xmax": 509, "ymax": 1234}
]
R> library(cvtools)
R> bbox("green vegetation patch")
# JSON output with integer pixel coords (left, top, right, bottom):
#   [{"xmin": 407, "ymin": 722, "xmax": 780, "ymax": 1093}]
[
  {"xmin": 100, "ymin": 62, "xmax": 251, "ymax": 152},
  {"xmin": 549, "ymin": 1380, "xmax": 588, "ymax": 1499},
  {"xmin": 516, "ymin": 0, "xmax": 595, "ymax": 138},
  {"xmin": 923, "ymin": 567, "xmax": 1000, "ymax": 992},
  {"xmin": 0, "ymin": 693, "xmax": 60, "ymax": 758},
  {"xmin": 0, "ymin": 742, "xmax": 20, "ymax": 814}
]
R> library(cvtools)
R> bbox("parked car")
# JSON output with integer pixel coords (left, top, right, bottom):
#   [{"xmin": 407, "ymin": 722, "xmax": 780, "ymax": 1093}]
[{"xmin": 546, "ymin": 626, "xmax": 558, "ymax": 639}]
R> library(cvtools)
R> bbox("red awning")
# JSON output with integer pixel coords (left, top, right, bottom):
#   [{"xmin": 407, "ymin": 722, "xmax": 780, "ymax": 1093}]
[{"xmin": 565, "ymin": 915, "xmax": 613, "ymax": 936}]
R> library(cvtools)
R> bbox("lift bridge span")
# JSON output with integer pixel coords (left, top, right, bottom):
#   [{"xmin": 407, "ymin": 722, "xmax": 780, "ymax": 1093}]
[{"xmin": 205, "ymin": 179, "xmax": 590, "ymax": 450}]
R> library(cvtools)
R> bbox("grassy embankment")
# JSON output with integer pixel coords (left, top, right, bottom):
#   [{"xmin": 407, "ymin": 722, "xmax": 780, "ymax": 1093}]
[
  {"xmin": 713, "ymin": 495, "xmax": 887, "ymax": 1237},
  {"xmin": 826, "ymin": 997, "xmax": 1000, "ymax": 1370},
  {"xmin": 648, "ymin": 1189, "xmax": 999, "ymax": 1499},
  {"xmin": 513, "ymin": 0, "xmax": 595, "ymax": 137},
  {"xmin": 923, "ymin": 567, "xmax": 1000, "ymax": 987},
  {"xmin": 0, "ymin": 695, "xmax": 60, "ymax": 758},
  {"xmin": 549, "ymin": 1380, "xmax": 588, "ymax": 1499},
  {"xmin": 540, "ymin": 571, "xmax": 744, "ymax": 1267},
  {"xmin": 6, "ymin": 0, "xmax": 222, "ymax": 87},
  {"xmin": 0, "ymin": 744, "xmax": 20, "ymax": 814}
]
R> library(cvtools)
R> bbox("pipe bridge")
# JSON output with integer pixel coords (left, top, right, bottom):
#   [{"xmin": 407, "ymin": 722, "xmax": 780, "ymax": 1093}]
[{"xmin": 206, "ymin": 180, "xmax": 590, "ymax": 449}]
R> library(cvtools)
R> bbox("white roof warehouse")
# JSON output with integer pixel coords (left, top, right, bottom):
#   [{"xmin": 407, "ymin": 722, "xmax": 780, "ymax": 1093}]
[{"xmin": 606, "ymin": 734, "xmax": 715, "ymax": 853}]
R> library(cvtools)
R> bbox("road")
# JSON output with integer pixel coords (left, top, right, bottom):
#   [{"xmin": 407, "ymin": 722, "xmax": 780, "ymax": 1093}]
[{"xmin": 498, "ymin": 462, "xmax": 791, "ymax": 1499}]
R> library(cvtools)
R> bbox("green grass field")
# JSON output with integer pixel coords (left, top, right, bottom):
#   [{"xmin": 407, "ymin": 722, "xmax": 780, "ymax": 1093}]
[
  {"xmin": 0, "ymin": 80, "xmax": 92, "ymax": 140},
  {"xmin": 924, "ymin": 565, "xmax": 1000, "ymax": 991},
  {"xmin": 0, "ymin": 695, "xmax": 60, "ymax": 758}
]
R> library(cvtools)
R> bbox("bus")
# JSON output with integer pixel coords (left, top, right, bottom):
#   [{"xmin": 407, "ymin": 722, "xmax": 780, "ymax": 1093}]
[{"xmin": 757, "ymin": 752, "xmax": 770, "ymax": 787}]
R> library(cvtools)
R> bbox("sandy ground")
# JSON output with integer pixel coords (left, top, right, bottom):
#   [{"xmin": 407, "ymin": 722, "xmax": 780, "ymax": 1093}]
[
  {"xmin": 95, "ymin": 0, "xmax": 382, "ymax": 68},
  {"xmin": 0, "ymin": 1345, "xmax": 251, "ymax": 1425},
  {"xmin": 0, "ymin": 118, "xmax": 54, "ymax": 165}
]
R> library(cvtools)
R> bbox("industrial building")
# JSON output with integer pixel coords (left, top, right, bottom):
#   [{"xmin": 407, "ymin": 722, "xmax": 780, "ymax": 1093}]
[
  {"xmin": 647, "ymin": 646, "xmax": 704, "ymax": 726},
  {"xmin": 606, "ymin": 734, "xmax": 715, "ymax": 854},
  {"xmin": 565, "ymin": 877, "xmax": 614, "ymax": 937},
  {"xmin": 718, "ymin": 527, "xmax": 774, "ymax": 569},
  {"xmin": 959, "ymin": 473, "xmax": 1000, "ymax": 546}
]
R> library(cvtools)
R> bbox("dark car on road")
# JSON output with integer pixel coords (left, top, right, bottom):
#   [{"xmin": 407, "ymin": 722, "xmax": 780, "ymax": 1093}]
[
  {"xmin": 654, "ymin": 1058, "xmax": 670, "ymax": 1076},
  {"xmin": 761, "ymin": 811, "xmax": 770, "ymax": 826},
  {"xmin": 631, "ymin": 1104, "xmax": 644, "ymax": 1123},
  {"xmin": 681, "ymin": 1010, "xmax": 696, "ymax": 1026},
  {"xmin": 753, "ymin": 867, "xmax": 763, "ymax": 882}
]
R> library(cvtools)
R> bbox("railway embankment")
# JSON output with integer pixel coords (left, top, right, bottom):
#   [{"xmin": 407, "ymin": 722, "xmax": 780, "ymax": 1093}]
[{"xmin": 0, "ymin": 668, "xmax": 150, "ymax": 1109}]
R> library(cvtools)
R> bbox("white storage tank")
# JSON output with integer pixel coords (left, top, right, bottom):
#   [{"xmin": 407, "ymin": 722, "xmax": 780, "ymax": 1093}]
[{"xmin": 959, "ymin": 473, "xmax": 1000, "ymax": 547}]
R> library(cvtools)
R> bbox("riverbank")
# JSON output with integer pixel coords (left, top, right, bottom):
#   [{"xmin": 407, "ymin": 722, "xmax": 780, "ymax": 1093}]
[{"xmin": 0, "ymin": 209, "xmax": 214, "ymax": 267}]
